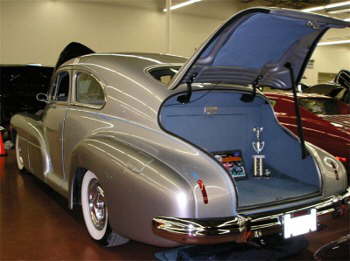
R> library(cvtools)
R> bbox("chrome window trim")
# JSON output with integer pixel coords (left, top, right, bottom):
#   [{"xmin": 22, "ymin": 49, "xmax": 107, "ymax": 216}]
[{"xmin": 49, "ymin": 68, "xmax": 72, "ymax": 104}]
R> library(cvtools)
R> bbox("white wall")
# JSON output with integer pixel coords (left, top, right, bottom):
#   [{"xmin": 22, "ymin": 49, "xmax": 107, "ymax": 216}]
[
  {"xmin": 0, "ymin": 0, "xmax": 225, "ymax": 65},
  {"xmin": 304, "ymin": 45, "xmax": 350, "ymax": 85},
  {"xmin": 1, "ymin": 0, "xmax": 348, "ymax": 76}
]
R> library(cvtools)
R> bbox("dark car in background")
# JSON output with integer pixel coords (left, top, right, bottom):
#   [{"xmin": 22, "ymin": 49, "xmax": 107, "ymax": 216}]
[{"xmin": 0, "ymin": 65, "xmax": 53, "ymax": 140}]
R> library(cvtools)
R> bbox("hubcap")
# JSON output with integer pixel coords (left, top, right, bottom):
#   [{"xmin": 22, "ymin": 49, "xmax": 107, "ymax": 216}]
[
  {"xmin": 16, "ymin": 138, "xmax": 24, "ymax": 168},
  {"xmin": 88, "ymin": 178, "xmax": 107, "ymax": 230}
]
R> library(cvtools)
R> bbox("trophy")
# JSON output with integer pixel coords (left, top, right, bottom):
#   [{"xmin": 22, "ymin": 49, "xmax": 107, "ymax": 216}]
[{"xmin": 252, "ymin": 127, "xmax": 265, "ymax": 177}]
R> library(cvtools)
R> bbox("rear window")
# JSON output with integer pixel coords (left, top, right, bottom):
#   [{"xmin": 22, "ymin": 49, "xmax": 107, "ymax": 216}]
[{"xmin": 149, "ymin": 66, "xmax": 180, "ymax": 85}]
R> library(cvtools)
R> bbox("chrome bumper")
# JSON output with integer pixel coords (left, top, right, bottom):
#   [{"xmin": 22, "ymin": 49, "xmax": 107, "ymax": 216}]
[{"xmin": 152, "ymin": 188, "xmax": 350, "ymax": 245}]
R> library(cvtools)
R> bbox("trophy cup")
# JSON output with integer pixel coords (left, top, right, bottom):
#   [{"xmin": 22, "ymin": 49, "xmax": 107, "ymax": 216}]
[{"xmin": 252, "ymin": 127, "xmax": 265, "ymax": 177}]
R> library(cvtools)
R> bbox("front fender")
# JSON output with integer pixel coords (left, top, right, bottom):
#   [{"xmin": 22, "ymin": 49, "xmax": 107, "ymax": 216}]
[
  {"xmin": 69, "ymin": 135, "xmax": 195, "ymax": 247},
  {"xmin": 10, "ymin": 113, "xmax": 51, "ymax": 177}
]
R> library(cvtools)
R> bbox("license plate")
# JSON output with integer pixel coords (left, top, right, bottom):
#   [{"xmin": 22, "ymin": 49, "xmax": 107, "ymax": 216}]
[{"xmin": 283, "ymin": 209, "xmax": 317, "ymax": 239}]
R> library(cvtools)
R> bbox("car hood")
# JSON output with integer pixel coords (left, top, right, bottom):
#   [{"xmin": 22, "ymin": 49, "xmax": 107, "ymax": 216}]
[
  {"xmin": 321, "ymin": 114, "xmax": 350, "ymax": 134},
  {"xmin": 55, "ymin": 42, "xmax": 95, "ymax": 70},
  {"xmin": 265, "ymin": 92, "xmax": 350, "ymax": 137},
  {"xmin": 265, "ymin": 91, "xmax": 331, "ymax": 99},
  {"xmin": 170, "ymin": 8, "xmax": 349, "ymax": 90}
]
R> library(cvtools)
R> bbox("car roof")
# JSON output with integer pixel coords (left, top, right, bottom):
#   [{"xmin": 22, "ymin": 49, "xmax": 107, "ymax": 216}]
[{"xmin": 62, "ymin": 53, "xmax": 187, "ymax": 70}]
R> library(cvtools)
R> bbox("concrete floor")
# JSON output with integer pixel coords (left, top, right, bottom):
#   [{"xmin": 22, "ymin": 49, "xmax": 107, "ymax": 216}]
[{"xmin": 0, "ymin": 151, "xmax": 349, "ymax": 260}]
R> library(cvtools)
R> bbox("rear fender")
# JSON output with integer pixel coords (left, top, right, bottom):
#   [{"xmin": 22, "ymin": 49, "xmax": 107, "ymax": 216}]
[{"xmin": 68, "ymin": 135, "xmax": 195, "ymax": 246}]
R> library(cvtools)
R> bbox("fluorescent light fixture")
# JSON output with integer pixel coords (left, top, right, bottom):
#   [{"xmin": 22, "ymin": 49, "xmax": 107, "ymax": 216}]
[
  {"xmin": 303, "ymin": 1, "xmax": 350, "ymax": 12},
  {"xmin": 163, "ymin": 0, "xmax": 202, "ymax": 12},
  {"xmin": 345, "ymin": 17, "xmax": 350, "ymax": 21},
  {"xmin": 328, "ymin": 8, "xmax": 350, "ymax": 14},
  {"xmin": 303, "ymin": 6, "xmax": 325, "ymax": 12},
  {"xmin": 318, "ymin": 39, "xmax": 350, "ymax": 46},
  {"xmin": 327, "ymin": 1, "xmax": 350, "ymax": 9}
]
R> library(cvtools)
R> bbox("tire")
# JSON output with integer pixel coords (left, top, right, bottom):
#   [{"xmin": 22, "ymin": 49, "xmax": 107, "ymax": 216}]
[
  {"xmin": 15, "ymin": 135, "xmax": 25, "ymax": 172},
  {"xmin": 81, "ymin": 170, "xmax": 129, "ymax": 247}
]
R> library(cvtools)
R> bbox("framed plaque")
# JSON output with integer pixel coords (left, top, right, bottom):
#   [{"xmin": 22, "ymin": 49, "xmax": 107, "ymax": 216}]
[{"xmin": 212, "ymin": 150, "xmax": 247, "ymax": 179}]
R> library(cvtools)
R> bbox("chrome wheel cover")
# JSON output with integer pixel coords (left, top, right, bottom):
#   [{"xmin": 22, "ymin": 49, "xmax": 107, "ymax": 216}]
[
  {"xmin": 88, "ymin": 178, "xmax": 107, "ymax": 231},
  {"xmin": 16, "ymin": 136, "xmax": 24, "ymax": 170}
]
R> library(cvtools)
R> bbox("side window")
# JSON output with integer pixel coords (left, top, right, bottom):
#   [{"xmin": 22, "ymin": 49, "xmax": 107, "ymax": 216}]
[
  {"xmin": 75, "ymin": 72, "xmax": 105, "ymax": 106},
  {"xmin": 52, "ymin": 71, "xmax": 70, "ymax": 102}
]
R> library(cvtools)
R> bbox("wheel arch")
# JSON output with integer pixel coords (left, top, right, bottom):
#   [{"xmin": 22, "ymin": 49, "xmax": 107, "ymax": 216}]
[
  {"xmin": 67, "ymin": 135, "xmax": 195, "ymax": 246},
  {"xmin": 69, "ymin": 167, "xmax": 86, "ymax": 209},
  {"xmin": 10, "ymin": 114, "xmax": 52, "ymax": 176}
]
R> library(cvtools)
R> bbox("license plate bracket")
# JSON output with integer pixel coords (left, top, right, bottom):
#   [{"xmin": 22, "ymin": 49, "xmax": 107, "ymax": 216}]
[{"xmin": 283, "ymin": 209, "xmax": 317, "ymax": 239}]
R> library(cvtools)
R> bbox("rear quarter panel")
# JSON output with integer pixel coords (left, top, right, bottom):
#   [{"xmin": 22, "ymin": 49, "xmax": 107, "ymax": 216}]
[{"xmin": 62, "ymin": 65, "xmax": 238, "ymax": 246}]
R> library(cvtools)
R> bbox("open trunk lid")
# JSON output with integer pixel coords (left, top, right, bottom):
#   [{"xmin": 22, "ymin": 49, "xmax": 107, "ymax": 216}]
[{"xmin": 169, "ymin": 8, "xmax": 349, "ymax": 90}]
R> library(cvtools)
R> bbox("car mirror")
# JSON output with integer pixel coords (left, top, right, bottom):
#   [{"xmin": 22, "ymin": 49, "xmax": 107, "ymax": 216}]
[{"xmin": 36, "ymin": 93, "xmax": 49, "ymax": 103}]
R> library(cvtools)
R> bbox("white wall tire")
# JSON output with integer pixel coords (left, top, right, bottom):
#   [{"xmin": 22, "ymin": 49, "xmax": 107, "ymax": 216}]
[
  {"xmin": 15, "ymin": 135, "xmax": 25, "ymax": 171},
  {"xmin": 81, "ymin": 170, "xmax": 129, "ymax": 246},
  {"xmin": 81, "ymin": 170, "xmax": 108, "ymax": 240}
]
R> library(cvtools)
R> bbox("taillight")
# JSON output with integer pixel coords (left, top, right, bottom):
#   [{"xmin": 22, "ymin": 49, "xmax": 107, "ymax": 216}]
[
  {"xmin": 336, "ymin": 156, "xmax": 348, "ymax": 163},
  {"xmin": 197, "ymin": 179, "xmax": 208, "ymax": 204}
]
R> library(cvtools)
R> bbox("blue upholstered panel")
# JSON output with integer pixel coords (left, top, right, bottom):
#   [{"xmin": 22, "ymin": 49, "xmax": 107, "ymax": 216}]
[
  {"xmin": 201, "ymin": 13, "xmax": 315, "ymax": 69},
  {"xmin": 160, "ymin": 91, "xmax": 320, "ymax": 207}
]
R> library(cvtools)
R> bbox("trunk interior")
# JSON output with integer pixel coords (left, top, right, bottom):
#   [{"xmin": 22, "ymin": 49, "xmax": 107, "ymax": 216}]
[{"xmin": 159, "ymin": 89, "xmax": 321, "ymax": 208}]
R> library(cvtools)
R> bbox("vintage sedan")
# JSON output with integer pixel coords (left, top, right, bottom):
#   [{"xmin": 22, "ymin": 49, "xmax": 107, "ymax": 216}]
[{"xmin": 11, "ymin": 8, "xmax": 350, "ymax": 248}]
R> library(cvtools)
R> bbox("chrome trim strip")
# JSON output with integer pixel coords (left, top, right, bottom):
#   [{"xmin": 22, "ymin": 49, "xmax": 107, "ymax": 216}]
[{"xmin": 152, "ymin": 187, "xmax": 350, "ymax": 244}]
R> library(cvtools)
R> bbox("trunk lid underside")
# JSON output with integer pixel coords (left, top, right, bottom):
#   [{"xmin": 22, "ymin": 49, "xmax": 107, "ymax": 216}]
[{"xmin": 170, "ymin": 8, "xmax": 349, "ymax": 90}]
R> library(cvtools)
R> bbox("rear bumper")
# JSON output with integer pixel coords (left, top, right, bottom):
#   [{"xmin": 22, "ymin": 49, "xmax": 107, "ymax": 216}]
[{"xmin": 152, "ymin": 187, "xmax": 350, "ymax": 245}]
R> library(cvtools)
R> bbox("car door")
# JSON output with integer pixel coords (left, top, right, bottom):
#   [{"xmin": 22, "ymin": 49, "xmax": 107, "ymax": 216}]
[
  {"xmin": 62, "ymin": 70, "xmax": 106, "ymax": 177},
  {"xmin": 42, "ymin": 70, "xmax": 71, "ymax": 181}
]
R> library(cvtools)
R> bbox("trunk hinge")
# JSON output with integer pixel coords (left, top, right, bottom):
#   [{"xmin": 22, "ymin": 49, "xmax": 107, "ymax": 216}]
[
  {"xmin": 177, "ymin": 73, "xmax": 197, "ymax": 104},
  {"xmin": 241, "ymin": 74, "xmax": 263, "ymax": 103}
]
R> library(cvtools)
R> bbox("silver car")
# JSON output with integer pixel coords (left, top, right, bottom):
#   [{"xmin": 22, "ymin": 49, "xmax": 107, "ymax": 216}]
[{"xmin": 11, "ymin": 8, "xmax": 350, "ymax": 247}]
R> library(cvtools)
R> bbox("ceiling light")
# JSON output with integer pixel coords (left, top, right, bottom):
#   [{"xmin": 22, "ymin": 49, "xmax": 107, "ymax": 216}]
[
  {"xmin": 318, "ymin": 39, "xmax": 350, "ymax": 46},
  {"xmin": 345, "ymin": 18, "xmax": 350, "ymax": 21},
  {"xmin": 326, "ymin": 1, "xmax": 350, "ymax": 9},
  {"xmin": 163, "ymin": 0, "xmax": 202, "ymax": 12},
  {"xmin": 303, "ymin": 1, "xmax": 350, "ymax": 12},
  {"xmin": 303, "ymin": 6, "xmax": 325, "ymax": 12}
]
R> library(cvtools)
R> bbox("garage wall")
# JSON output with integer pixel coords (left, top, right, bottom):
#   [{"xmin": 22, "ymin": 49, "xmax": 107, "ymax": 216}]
[
  {"xmin": 304, "ymin": 45, "xmax": 350, "ymax": 86},
  {"xmin": 1, "ymin": 0, "xmax": 348, "ymax": 77},
  {"xmin": 0, "ymin": 0, "xmax": 224, "ymax": 65}
]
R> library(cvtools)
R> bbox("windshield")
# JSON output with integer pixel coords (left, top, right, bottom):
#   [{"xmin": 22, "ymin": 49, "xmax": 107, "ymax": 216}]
[{"xmin": 299, "ymin": 98, "xmax": 339, "ymax": 115}]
